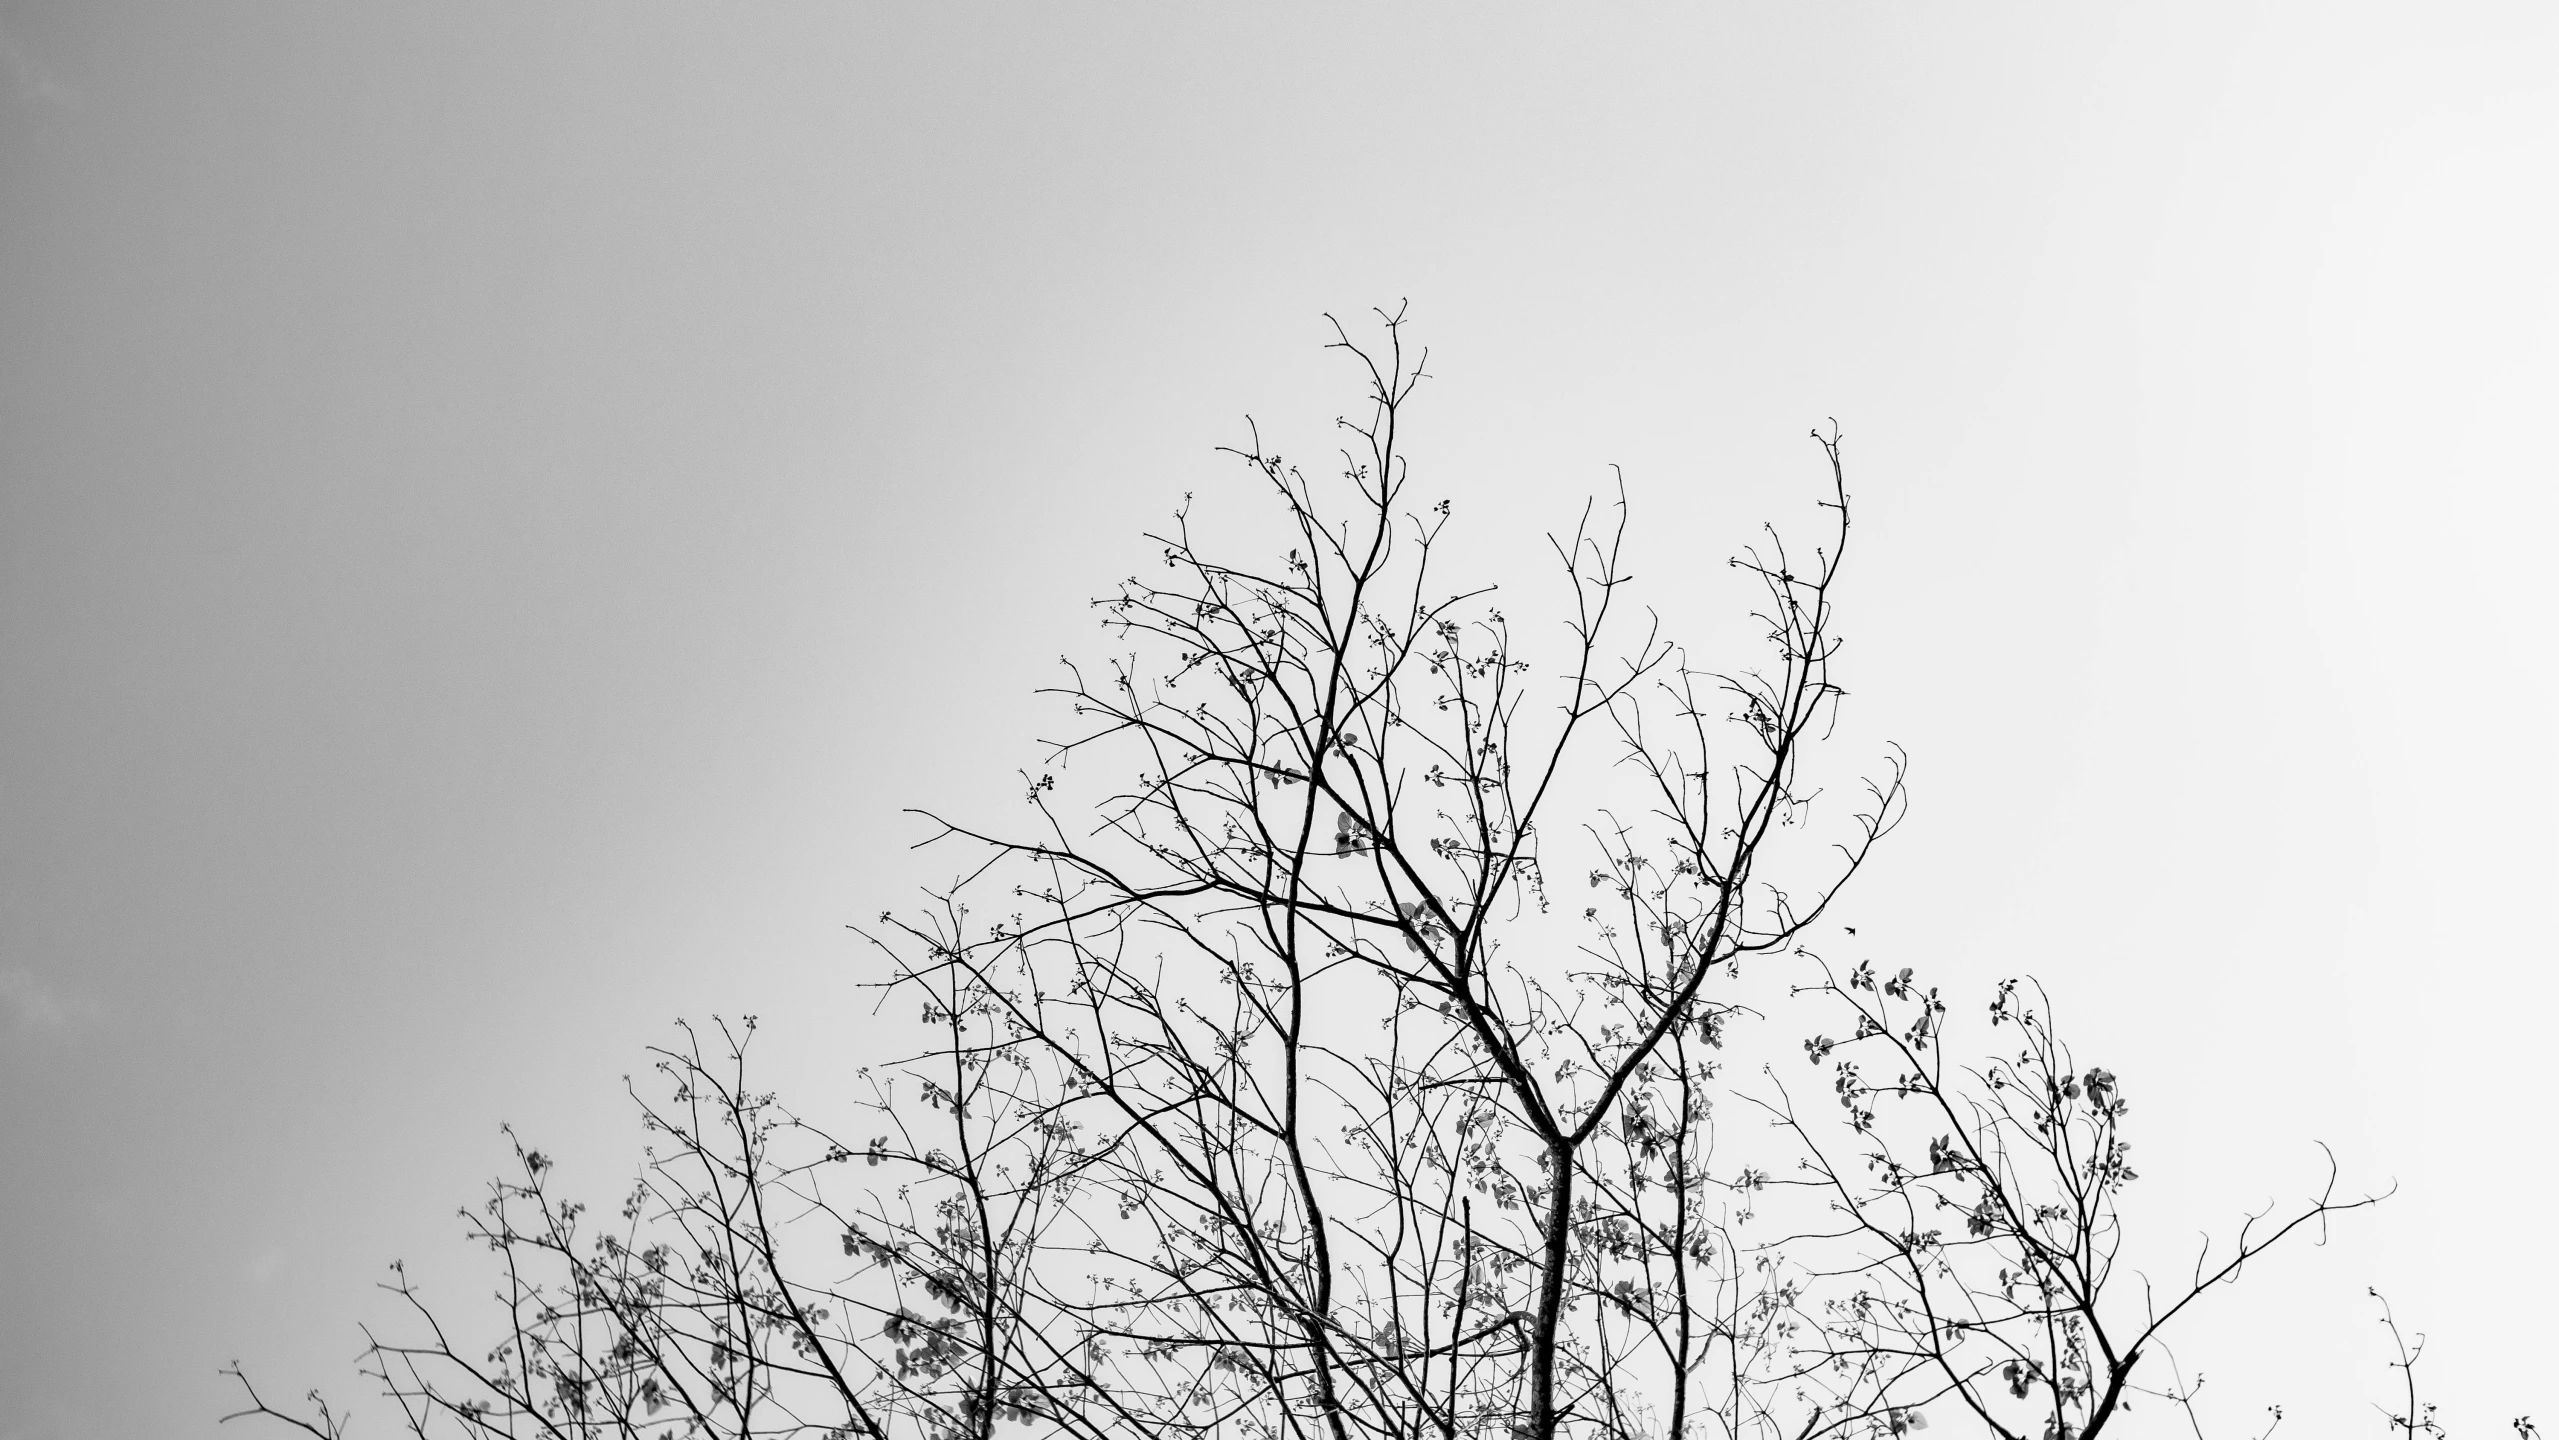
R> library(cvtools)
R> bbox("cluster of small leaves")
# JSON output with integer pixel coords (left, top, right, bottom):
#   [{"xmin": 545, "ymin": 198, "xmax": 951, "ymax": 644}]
[{"xmin": 1746, "ymin": 966, "xmax": 2377, "ymax": 1440}]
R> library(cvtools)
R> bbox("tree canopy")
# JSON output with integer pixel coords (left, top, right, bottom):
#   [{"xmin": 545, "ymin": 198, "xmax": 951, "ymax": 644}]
[{"xmin": 232, "ymin": 314, "xmax": 2425, "ymax": 1440}]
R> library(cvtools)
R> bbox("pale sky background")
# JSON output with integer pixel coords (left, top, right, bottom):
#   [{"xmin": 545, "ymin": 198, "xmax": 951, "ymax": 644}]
[{"xmin": 2, "ymin": 5, "xmax": 2553, "ymax": 1437}]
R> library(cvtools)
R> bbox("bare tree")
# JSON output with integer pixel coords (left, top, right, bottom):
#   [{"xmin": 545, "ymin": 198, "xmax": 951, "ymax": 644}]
[{"xmin": 230, "ymin": 311, "xmax": 2384, "ymax": 1440}]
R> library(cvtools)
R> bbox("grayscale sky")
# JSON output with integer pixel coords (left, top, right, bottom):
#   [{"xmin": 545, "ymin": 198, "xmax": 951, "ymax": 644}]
[{"xmin": 1, "ymin": 5, "xmax": 2552, "ymax": 1437}]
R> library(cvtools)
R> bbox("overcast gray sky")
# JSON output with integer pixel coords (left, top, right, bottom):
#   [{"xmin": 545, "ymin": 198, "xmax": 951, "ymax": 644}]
[{"xmin": 2, "ymin": 4, "xmax": 2552, "ymax": 1437}]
